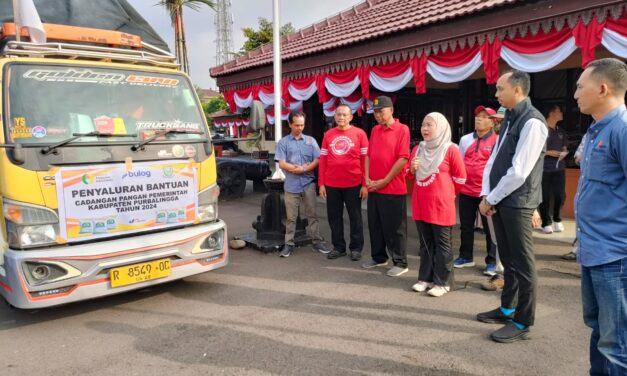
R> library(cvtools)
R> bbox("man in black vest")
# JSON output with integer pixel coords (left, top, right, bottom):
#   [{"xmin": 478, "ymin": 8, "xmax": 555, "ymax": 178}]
[{"xmin": 476, "ymin": 70, "xmax": 548, "ymax": 343}]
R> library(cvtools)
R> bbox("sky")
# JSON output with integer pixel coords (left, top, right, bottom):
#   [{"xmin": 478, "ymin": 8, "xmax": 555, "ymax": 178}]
[{"xmin": 128, "ymin": 0, "xmax": 363, "ymax": 90}]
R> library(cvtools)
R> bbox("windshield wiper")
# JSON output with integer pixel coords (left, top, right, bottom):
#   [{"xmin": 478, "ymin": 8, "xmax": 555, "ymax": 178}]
[
  {"xmin": 41, "ymin": 131, "xmax": 137, "ymax": 155},
  {"xmin": 131, "ymin": 129, "xmax": 203, "ymax": 151}
]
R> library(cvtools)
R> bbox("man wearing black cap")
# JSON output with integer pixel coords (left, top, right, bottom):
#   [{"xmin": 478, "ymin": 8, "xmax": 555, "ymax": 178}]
[{"xmin": 362, "ymin": 96, "xmax": 410, "ymax": 277}]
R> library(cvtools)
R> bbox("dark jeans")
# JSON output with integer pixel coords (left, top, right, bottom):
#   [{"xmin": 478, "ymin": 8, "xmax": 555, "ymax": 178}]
[
  {"xmin": 416, "ymin": 221, "xmax": 454, "ymax": 287},
  {"xmin": 582, "ymin": 258, "xmax": 627, "ymax": 376},
  {"xmin": 458, "ymin": 193, "xmax": 496, "ymax": 265},
  {"xmin": 539, "ymin": 170, "xmax": 565, "ymax": 227},
  {"xmin": 367, "ymin": 193, "xmax": 407, "ymax": 268},
  {"xmin": 492, "ymin": 206, "xmax": 537, "ymax": 327},
  {"xmin": 326, "ymin": 185, "xmax": 364, "ymax": 253}
]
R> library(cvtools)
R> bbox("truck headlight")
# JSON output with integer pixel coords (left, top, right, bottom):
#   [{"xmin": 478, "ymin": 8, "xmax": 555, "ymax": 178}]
[
  {"xmin": 4, "ymin": 200, "xmax": 60, "ymax": 249},
  {"xmin": 197, "ymin": 184, "xmax": 219, "ymax": 223}
]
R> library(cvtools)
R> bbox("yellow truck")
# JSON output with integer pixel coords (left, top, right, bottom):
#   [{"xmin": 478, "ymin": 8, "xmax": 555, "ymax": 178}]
[{"xmin": 0, "ymin": 22, "xmax": 227, "ymax": 308}]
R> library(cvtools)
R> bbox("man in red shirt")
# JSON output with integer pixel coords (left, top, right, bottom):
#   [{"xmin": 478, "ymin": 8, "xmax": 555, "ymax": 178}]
[
  {"xmin": 454, "ymin": 106, "xmax": 499, "ymax": 275},
  {"xmin": 362, "ymin": 96, "xmax": 410, "ymax": 277},
  {"xmin": 319, "ymin": 104, "xmax": 369, "ymax": 261}
]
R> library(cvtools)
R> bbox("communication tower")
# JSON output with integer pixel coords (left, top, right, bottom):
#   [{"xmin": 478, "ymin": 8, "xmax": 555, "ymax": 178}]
[{"xmin": 214, "ymin": 0, "xmax": 234, "ymax": 66}]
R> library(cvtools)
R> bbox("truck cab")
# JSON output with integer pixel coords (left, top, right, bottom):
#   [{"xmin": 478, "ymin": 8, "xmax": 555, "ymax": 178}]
[{"xmin": 0, "ymin": 23, "xmax": 227, "ymax": 308}]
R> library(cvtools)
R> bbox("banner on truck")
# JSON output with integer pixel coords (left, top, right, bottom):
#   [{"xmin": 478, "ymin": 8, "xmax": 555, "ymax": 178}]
[{"xmin": 55, "ymin": 160, "xmax": 198, "ymax": 242}]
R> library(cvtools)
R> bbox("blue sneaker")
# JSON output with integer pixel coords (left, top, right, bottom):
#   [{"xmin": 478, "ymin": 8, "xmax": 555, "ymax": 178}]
[
  {"xmin": 453, "ymin": 257, "xmax": 475, "ymax": 268},
  {"xmin": 483, "ymin": 263, "xmax": 497, "ymax": 276}
]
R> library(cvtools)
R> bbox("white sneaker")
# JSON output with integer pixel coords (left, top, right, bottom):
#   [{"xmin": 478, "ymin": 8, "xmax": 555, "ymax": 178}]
[
  {"xmin": 411, "ymin": 281, "xmax": 433, "ymax": 292},
  {"xmin": 427, "ymin": 285, "xmax": 450, "ymax": 297},
  {"xmin": 542, "ymin": 225, "xmax": 554, "ymax": 234},
  {"xmin": 553, "ymin": 222, "xmax": 564, "ymax": 232}
]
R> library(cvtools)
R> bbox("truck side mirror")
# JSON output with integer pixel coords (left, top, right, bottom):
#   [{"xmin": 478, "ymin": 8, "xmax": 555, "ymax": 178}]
[{"xmin": 11, "ymin": 143, "xmax": 24, "ymax": 165}]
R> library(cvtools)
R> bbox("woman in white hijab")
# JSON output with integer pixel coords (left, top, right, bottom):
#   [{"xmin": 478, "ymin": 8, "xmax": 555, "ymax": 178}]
[{"xmin": 407, "ymin": 112, "xmax": 467, "ymax": 297}]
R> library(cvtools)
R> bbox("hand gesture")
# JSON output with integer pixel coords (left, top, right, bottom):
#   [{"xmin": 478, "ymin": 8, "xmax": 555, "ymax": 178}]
[{"xmin": 410, "ymin": 158, "xmax": 420, "ymax": 174}]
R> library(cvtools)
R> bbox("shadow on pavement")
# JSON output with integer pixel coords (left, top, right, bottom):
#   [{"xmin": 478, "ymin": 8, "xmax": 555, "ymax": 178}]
[{"xmin": 85, "ymin": 319, "xmax": 474, "ymax": 376}]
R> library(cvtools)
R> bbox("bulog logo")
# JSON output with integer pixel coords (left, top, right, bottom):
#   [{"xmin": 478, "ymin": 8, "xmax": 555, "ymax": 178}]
[{"xmin": 122, "ymin": 170, "xmax": 152, "ymax": 179}]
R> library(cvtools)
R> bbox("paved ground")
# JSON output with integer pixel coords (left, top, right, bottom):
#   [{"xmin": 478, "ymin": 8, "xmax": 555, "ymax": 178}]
[{"xmin": 0, "ymin": 184, "xmax": 587, "ymax": 376}]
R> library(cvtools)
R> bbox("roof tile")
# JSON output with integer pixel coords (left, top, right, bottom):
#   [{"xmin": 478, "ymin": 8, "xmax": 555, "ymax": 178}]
[{"xmin": 211, "ymin": 0, "xmax": 519, "ymax": 77}]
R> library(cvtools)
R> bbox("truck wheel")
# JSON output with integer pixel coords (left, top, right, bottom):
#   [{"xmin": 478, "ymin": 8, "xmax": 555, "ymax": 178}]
[{"xmin": 217, "ymin": 164, "xmax": 246, "ymax": 199}]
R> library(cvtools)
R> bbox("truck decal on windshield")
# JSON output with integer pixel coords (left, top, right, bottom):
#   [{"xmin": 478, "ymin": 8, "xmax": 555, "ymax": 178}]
[
  {"xmin": 23, "ymin": 68, "xmax": 125, "ymax": 84},
  {"xmin": 136, "ymin": 121, "xmax": 200, "ymax": 130},
  {"xmin": 126, "ymin": 75, "xmax": 179, "ymax": 87}
]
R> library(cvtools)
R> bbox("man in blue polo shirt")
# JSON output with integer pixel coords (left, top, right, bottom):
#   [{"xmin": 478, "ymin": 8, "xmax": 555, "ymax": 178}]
[
  {"xmin": 275, "ymin": 110, "xmax": 331, "ymax": 258},
  {"xmin": 574, "ymin": 57, "xmax": 627, "ymax": 375}
]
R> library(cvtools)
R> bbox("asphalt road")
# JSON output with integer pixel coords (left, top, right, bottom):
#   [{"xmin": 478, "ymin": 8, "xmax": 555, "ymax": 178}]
[{"xmin": 0, "ymin": 186, "xmax": 588, "ymax": 375}]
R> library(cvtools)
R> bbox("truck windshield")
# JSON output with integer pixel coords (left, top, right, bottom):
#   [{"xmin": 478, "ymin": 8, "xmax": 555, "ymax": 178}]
[{"xmin": 4, "ymin": 63, "xmax": 207, "ymax": 145}]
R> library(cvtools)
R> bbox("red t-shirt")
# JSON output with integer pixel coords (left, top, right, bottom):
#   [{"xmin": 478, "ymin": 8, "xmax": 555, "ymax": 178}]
[
  {"xmin": 319, "ymin": 126, "xmax": 369, "ymax": 188},
  {"xmin": 458, "ymin": 131, "xmax": 497, "ymax": 197},
  {"xmin": 367, "ymin": 119, "xmax": 410, "ymax": 195},
  {"xmin": 407, "ymin": 144, "xmax": 467, "ymax": 226}
]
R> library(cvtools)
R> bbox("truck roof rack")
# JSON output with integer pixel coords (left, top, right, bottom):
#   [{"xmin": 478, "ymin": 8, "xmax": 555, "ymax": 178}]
[
  {"xmin": 0, "ymin": 23, "xmax": 179, "ymax": 69},
  {"xmin": 1, "ymin": 40, "xmax": 179, "ymax": 69}
]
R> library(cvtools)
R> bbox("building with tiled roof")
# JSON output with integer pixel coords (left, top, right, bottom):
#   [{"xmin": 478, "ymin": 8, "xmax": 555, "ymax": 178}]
[{"xmin": 210, "ymin": 0, "xmax": 626, "ymax": 218}]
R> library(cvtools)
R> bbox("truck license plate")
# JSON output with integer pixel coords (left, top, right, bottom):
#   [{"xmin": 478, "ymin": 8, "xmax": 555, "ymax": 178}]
[{"xmin": 110, "ymin": 259, "xmax": 171, "ymax": 288}]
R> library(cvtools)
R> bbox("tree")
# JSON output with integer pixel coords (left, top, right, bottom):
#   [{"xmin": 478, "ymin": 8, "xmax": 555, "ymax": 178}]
[
  {"xmin": 157, "ymin": 0, "xmax": 215, "ymax": 73},
  {"xmin": 240, "ymin": 18, "xmax": 295, "ymax": 53},
  {"xmin": 203, "ymin": 95, "xmax": 229, "ymax": 115}
]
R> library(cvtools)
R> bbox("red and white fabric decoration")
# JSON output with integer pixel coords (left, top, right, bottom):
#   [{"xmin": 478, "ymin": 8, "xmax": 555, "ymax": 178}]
[
  {"xmin": 233, "ymin": 89, "xmax": 253, "ymax": 112},
  {"xmin": 324, "ymin": 69, "xmax": 362, "ymax": 98},
  {"xmin": 602, "ymin": 16, "xmax": 627, "ymax": 58},
  {"xmin": 427, "ymin": 45, "xmax": 483, "ymax": 83},
  {"xmin": 368, "ymin": 60, "xmax": 414, "ymax": 95},
  {"xmin": 257, "ymin": 88, "xmax": 275, "ymax": 106},
  {"xmin": 267, "ymin": 110, "xmax": 290, "ymax": 125},
  {"xmin": 288, "ymin": 77, "xmax": 317, "ymax": 101},
  {"xmin": 500, "ymin": 27, "xmax": 576, "ymax": 73},
  {"xmin": 322, "ymin": 97, "xmax": 338, "ymax": 117},
  {"xmin": 288, "ymin": 100, "xmax": 303, "ymax": 111},
  {"xmin": 221, "ymin": 12, "xmax": 627, "ymax": 106},
  {"xmin": 339, "ymin": 92, "xmax": 365, "ymax": 114}
]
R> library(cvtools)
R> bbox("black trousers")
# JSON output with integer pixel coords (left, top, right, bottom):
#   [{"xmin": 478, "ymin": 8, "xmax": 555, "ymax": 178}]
[
  {"xmin": 492, "ymin": 206, "xmax": 537, "ymax": 327},
  {"xmin": 326, "ymin": 185, "xmax": 364, "ymax": 253},
  {"xmin": 367, "ymin": 193, "xmax": 407, "ymax": 268},
  {"xmin": 416, "ymin": 221, "xmax": 454, "ymax": 287},
  {"xmin": 539, "ymin": 170, "xmax": 566, "ymax": 227},
  {"xmin": 458, "ymin": 193, "xmax": 496, "ymax": 264}
]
